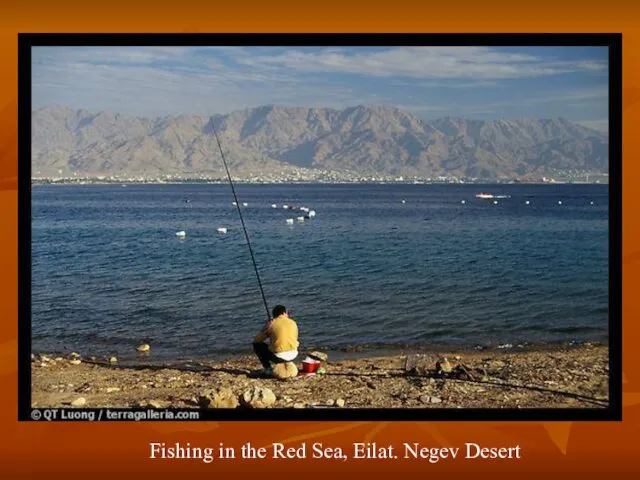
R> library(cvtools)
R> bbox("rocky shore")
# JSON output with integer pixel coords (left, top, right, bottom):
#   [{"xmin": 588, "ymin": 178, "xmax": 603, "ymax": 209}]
[{"xmin": 31, "ymin": 344, "xmax": 609, "ymax": 409}]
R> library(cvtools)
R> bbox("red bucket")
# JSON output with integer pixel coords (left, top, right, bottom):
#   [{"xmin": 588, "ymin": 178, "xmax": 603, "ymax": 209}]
[{"xmin": 301, "ymin": 358, "xmax": 321, "ymax": 374}]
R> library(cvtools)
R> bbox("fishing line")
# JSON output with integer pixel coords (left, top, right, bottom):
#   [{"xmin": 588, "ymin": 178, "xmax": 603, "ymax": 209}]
[{"xmin": 208, "ymin": 116, "xmax": 271, "ymax": 323}]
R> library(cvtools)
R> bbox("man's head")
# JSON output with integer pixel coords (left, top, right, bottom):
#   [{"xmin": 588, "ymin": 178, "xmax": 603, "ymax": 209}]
[{"xmin": 272, "ymin": 305, "xmax": 287, "ymax": 318}]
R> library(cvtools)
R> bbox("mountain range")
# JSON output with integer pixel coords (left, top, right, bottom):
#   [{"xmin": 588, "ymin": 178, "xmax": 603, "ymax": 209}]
[{"xmin": 31, "ymin": 105, "xmax": 609, "ymax": 179}]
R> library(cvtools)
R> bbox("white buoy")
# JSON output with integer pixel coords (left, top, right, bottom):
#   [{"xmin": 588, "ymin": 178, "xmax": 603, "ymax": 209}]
[
  {"xmin": 283, "ymin": 205, "xmax": 289, "ymax": 209},
  {"xmin": 493, "ymin": 200, "xmax": 498, "ymax": 205},
  {"xmin": 286, "ymin": 218, "xmax": 294, "ymax": 225},
  {"xmin": 272, "ymin": 204, "xmax": 277, "ymax": 208},
  {"xmin": 461, "ymin": 200, "xmax": 466, "ymax": 204},
  {"xmin": 232, "ymin": 202, "xmax": 237, "ymax": 206},
  {"xmin": 558, "ymin": 201, "xmax": 562, "ymax": 205},
  {"xmin": 590, "ymin": 201, "xmax": 594, "ymax": 205},
  {"xmin": 175, "ymin": 231, "xmax": 186, "ymax": 238},
  {"xmin": 309, "ymin": 210, "xmax": 316, "ymax": 218},
  {"xmin": 525, "ymin": 200, "xmax": 530, "ymax": 205},
  {"xmin": 217, "ymin": 227, "xmax": 228, "ymax": 234},
  {"xmin": 242, "ymin": 202, "xmax": 248, "ymax": 207},
  {"xmin": 402, "ymin": 200, "xmax": 406, "ymax": 204},
  {"xmin": 297, "ymin": 216, "xmax": 305, "ymax": 222}
]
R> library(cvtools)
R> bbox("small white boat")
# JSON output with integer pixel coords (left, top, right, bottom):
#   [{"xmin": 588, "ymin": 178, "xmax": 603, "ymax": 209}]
[
  {"xmin": 495, "ymin": 195, "xmax": 511, "ymax": 199},
  {"xmin": 493, "ymin": 200, "xmax": 498, "ymax": 205},
  {"xmin": 283, "ymin": 205, "xmax": 289, "ymax": 209},
  {"xmin": 217, "ymin": 227, "xmax": 228, "ymax": 234},
  {"xmin": 300, "ymin": 207, "xmax": 309, "ymax": 212},
  {"xmin": 401, "ymin": 200, "xmax": 406, "ymax": 204},
  {"xmin": 461, "ymin": 200, "xmax": 466, "ymax": 204},
  {"xmin": 242, "ymin": 202, "xmax": 248, "ymax": 207},
  {"xmin": 232, "ymin": 202, "xmax": 237, "ymax": 206},
  {"xmin": 525, "ymin": 200, "xmax": 530, "ymax": 205},
  {"xmin": 590, "ymin": 201, "xmax": 594, "ymax": 205},
  {"xmin": 308, "ymin": 210, "xmax": 316, "ymax": 218},
  {"xmin": 476, "ymin": 193, "xmax": 494, "ymax": 199},
  {"xmin": 272, "ymin": 204, "xmax": 277, "ymax": 208},
  {"xmin": 175, "ymin": 231, "xmax": 186, "ymax": 238},
  {"xmin": 286, "ymin": 218, "xmax": 294, "ymax": 225},
  {"xmin": 558, "ymin": 201, "xmax": 563, "ymax": 205},
  {"xmin": 297, "ymin": 216, "xmax": 305, "ymax": 222}
]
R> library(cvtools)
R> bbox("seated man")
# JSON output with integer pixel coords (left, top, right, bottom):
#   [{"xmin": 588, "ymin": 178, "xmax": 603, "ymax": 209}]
[{"xmin": 253, "ymin": 305, "xmax": 299, "ymax": 375}]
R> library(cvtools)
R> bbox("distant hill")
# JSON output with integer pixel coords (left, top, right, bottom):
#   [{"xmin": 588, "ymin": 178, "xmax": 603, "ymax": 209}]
[{"xmin": 31, "ymin": 105, "xmax": 609, "ymax": 179}]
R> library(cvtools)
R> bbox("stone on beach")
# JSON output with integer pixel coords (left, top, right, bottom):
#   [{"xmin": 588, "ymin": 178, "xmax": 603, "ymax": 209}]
[
  {"xmin": 404, "ymin": 354, "xmax": 432, "ymax": 376},
  {"xmin": 272, "ymin": 362, "xmax": 298, "ymax": 379},
  {"xmin": 436, "ymin": 357, "xmax": 453, "ymax": 374},
  {"xmin": 308, "ymin": 351, "xmax": 329, "ymax": 362},
  {"xmin": 70, "ymin": 397, "xmax": 86, "ymax": 407},
  {"xmin": 419, "ymin": 395, "xmax": 442, "ymax": 404},
  {"xmin": 198, "ymin": 388, "xmax": 239, "ymax": 409},
  {"xmin": 241, "ymin": 387, "xmax": 276, "ymax": 408}
]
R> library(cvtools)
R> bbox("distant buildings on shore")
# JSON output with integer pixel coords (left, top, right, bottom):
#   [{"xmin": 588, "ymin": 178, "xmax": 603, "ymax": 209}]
[{"xmin": 31, "ymin": 167, "xmax": 608, "ymax": 186}]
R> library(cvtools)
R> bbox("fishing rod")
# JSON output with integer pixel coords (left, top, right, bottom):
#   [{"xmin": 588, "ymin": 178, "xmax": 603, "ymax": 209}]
[{"xmin": 208, "ymin": 116, "xmax": 272, "ymax": 324}]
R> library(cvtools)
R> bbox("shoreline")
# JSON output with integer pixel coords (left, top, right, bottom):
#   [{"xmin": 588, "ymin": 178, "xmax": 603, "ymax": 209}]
[
  {"xmin": 30, "ymin": 339, "xmax": 608, "ymax": 366},
  {"xmin": 32, "ymin": 180, "xmax": 608, "ymax": 186},
  {"xmin": 31, "ymin": 343, "xmax": 610, "ymax": 410}
]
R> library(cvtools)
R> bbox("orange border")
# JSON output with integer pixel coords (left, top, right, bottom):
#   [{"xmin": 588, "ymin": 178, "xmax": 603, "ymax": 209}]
[{"xmin": 2, "ymin": 2, "xmax": 639, "ymax": 476}]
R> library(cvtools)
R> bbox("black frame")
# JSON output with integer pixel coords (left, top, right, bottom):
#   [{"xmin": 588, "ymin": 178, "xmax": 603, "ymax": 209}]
[{"xmin": 18, "ymin": 33, "xmax": 623, "ymax": 422}]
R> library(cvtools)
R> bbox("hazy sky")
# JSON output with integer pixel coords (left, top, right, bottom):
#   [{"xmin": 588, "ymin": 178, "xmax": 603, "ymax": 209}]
[{"xmin": 32, "ymin": 46, "xmax": 609, "ymax": 133}]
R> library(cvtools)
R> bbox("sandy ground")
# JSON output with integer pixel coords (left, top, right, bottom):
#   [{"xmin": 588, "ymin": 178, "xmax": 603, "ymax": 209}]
[{"xmin": 31, "ymin": 343, "xmax": 609, "ymax": 409}]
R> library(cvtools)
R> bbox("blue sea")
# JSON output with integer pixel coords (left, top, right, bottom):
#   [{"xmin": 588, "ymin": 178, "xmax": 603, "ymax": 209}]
[{"xmin": 31, "ymin": 183, "xmax": 609, "ymax": 361}]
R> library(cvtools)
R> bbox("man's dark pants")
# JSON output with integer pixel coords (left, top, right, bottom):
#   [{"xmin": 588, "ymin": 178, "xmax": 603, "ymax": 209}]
[{"xmin": 253, "ymin": 342, "xmax": 287, "ymax": 369}]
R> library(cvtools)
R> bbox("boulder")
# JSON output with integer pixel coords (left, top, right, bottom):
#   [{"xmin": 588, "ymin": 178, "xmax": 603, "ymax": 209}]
[
  {"xmin": 272, "ymin": 362, "xmax": 298, "ymax": 379},
  {"xmin": 198, "ymin": 388, "xmax": 239, "ymax": 409},
  {"xmin": 404, "ymin": 354, "xmax": 431, "ymax": 376},
  {"xmin": 241, "ymin": 387, "xmax": 276, "ymax": 408},
  {"xmin": 308, "ymin": 351, "xmax": 329, "ymax": 362},
  {"xmin": 419, "ymin": 395, "xmax": 443, "ymax": 404},
  {"xmin": 436, "ymin": 357, "xmax": 453, "ymax": 374}
]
